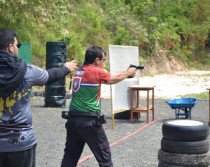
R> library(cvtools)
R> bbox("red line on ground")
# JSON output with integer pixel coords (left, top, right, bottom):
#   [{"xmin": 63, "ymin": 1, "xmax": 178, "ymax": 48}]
[
  {"xmin": 109, "ymin": 120, "xmax": 158, "ymax": 147},
  {"xmin": 78, "ymin": 154, "xmax": 94, "ymax": 164},
  {"xmin": 77, "ymin": 119, "xmax": 158, "ymax": 165}
]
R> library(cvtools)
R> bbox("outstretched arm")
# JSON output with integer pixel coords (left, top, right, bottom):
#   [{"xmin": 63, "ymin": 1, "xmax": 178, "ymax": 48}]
[
  {"xmin": 46, "ymin": 60, "xmax": 77, "ymax": 84},
  {"xmin": 105, "ymin": 67, "xmax": 136, "ymax": 84}
]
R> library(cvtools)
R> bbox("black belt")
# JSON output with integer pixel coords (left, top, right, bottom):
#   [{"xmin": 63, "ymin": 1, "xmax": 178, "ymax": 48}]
[{"xmin": 69, "ymin": 110, "xmax": 100, "ymax": 117}]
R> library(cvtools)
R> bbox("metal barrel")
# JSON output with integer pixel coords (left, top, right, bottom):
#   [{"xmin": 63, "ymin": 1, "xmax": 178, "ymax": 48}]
[{"xmin": 45, "ymin": 42, "xmax": 67, "ymax": 107}]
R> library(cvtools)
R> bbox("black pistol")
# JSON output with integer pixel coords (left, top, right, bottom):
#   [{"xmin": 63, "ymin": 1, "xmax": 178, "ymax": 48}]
[{"xmin": 130, "ymin": 64, "xmax": 144, "ymax": 70}]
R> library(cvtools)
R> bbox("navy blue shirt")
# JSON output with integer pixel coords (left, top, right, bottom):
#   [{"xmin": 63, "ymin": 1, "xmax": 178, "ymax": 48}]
[{"xmin": 0, "ymin": 64, "xmax": 48, "ymax": 152}]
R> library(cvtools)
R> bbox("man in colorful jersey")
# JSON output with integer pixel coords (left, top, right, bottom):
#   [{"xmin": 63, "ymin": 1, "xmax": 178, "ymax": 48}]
[
  {"xmin": 61, "ymin": 46, "xmax": 136, "ymax": 167},
  {"xmin": 0, "ymin": 28, "xmax": 77, "ymax": 167}
]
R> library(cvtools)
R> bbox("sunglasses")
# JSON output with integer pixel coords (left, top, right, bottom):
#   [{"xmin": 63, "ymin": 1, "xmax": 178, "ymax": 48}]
[
  {"xmin": 100, "ymin": 58, "xmax": 106, "ymax": 62},
  {"xmin": 17, "ymin": 42, "xmax": 21, "ymax": 48}
]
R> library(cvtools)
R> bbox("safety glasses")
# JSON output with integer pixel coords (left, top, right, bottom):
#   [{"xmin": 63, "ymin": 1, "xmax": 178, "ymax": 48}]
[{"xmin": 17, "ymin": 42, "xmax": 21, "ymax": 48}]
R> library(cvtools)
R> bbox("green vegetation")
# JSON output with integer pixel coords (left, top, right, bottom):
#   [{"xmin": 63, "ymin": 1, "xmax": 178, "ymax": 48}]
[
  {"xmin": 61, "ymin": 128, "xmax": 66, "ymax": 132},
  {"xmin": 181, "ymin": 91, "xmax": 209, "ymax": 100},
  {"xmin": 0, "ymin": 0, "xmax": 209, "ymax": 67}
]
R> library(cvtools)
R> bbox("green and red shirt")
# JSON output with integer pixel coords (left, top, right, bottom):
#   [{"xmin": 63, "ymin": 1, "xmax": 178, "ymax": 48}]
[{"xmin": 70, "ymin": 64, "xmax": 111, "ymax": 114}]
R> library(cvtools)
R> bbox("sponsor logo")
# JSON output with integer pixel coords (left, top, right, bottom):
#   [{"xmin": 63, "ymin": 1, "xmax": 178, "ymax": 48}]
[
  {"xmin": 76, "ymin": 71, "xmax": 84, "ymax": 75},
  {"xmin": 73, "ymin": 77, "xmax": 82, "ymax": 92}
]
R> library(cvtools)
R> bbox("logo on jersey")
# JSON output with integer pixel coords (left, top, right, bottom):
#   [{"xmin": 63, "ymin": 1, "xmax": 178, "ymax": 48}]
[
  {"xmin": 73, "ymin": 77, "xmax": 82, "ymax": 92},
  {"xmin": 76, "ymin": 71, "xmax": 84, "ymax": 75}
]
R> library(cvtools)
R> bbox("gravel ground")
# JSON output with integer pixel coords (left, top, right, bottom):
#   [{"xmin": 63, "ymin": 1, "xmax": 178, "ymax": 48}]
[{"xmin": 32, "ymin": 97, "xmax": 210, "ymax": 167}]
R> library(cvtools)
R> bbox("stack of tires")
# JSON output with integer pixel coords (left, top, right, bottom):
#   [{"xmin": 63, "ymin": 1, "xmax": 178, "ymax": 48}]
[{"xmin": 158, "ymin": 120, "xmax": 209, "ymax": 167}]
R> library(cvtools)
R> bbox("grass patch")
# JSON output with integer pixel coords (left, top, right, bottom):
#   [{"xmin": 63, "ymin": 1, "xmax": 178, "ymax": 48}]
[
  {"xmin": 180, "ymin": 91, "xmax": 209, "ymax": 100},
  {"xmin": 200, "ymin": 73, "xmax": 210, "ymax": 77},
  {"xmin": 61, "ymin": 128, "xmax": 66, "ymax": 132}
]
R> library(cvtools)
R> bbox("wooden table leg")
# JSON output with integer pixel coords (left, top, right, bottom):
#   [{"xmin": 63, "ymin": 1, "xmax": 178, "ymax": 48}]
[
  {"xmin": 147, "ymin": 90, "xmax": 149, "ymax": 123},
  {"xmin": 208, "ymin": 89, "xmax": 210, "ymax": 126},
  {"xmin": 130, "ymin": 89, "xmax": 134, "ymax": 123},
  {"xmin": 152, "ymin": 88, "xmax": 154, "ymax": 121},
  {"xmin": 137, "ymin": 90, "xmax": 140, "ymax": 120}
]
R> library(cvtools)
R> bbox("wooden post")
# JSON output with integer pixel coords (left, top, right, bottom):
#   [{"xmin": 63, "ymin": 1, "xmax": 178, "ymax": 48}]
[{"xmin": 207, "ymin": 88, "xmax": 210, "ymax": 126}]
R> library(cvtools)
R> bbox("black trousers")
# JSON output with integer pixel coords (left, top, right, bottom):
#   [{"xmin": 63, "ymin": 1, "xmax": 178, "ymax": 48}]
[
  {"xmin": 61, "ymin": 121, "xmax": 113, "ymax": 167},
  {"xmin": 0, "ymin": 144, "xmax": 36, "ymax": 167}
]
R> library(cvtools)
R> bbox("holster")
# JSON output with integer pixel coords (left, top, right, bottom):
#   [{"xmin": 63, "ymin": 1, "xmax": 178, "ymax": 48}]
[{"xmin": 96, "ymin": 114, "xmax": 107, "ymax": 125}]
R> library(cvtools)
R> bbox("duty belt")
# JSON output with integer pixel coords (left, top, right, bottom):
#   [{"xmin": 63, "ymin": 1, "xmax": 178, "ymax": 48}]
[{"xmin": 69, "ymin": 110, "xmax": 100, "ymax": 117}]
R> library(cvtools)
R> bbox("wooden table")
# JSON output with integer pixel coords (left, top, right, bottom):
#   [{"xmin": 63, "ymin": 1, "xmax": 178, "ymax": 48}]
[
  {"xmin": 207, "ymin": 88, "xmax": 210, "ymax": 126},
  {"xmin": 129, "ymin": 86, "xmax": 155, "ymax": 123}
]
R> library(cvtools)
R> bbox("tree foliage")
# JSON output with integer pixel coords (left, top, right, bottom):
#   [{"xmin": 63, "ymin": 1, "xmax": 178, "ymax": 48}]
[{"xmin": 0, "ymin": 0, "xmax": 209, "ymax": 67}]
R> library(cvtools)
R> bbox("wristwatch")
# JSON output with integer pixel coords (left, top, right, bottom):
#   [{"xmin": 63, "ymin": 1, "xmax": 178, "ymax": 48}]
[{"xmin": 64, "ymin": 65, "xmax": 71, "ymax": 72}]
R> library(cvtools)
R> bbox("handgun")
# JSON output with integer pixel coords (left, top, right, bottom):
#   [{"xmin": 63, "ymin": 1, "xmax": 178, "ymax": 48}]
[{"xmin": 129, "ymin": 64, "xmax": 144, "ymax": 70}]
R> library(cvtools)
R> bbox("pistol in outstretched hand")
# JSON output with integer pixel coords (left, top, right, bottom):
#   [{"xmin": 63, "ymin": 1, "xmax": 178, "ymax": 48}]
[{"xmin": 129, "ymin": 64, "xmax": 144, "ymax": 70}]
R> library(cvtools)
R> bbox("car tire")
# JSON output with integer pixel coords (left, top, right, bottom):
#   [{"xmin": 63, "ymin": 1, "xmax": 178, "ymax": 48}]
[
  {"xmin": 158, "ymin": 162, "xmax": 182, "ymax": 167},
  {"xmin": 158, "ymin": 149, "xmax": 209, "ymax": 167},
  {"xmin": 161, "ymin": 138, "xmax": 209, "ymax": 154},
  {"xmin": 162, "ymin": 120, "xmax": 209, "ymax": 141}
]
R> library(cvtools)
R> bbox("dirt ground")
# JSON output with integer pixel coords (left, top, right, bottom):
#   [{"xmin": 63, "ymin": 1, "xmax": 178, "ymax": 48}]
[{"xmin": 101, "ymin": 70, "xmax": 210, "ymax": 99}]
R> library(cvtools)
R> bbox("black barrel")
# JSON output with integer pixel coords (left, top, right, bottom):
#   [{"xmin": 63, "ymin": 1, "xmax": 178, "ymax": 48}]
[{"xmin": 45, "ymin": 42, "xmax": 67, "ymax": 107}]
